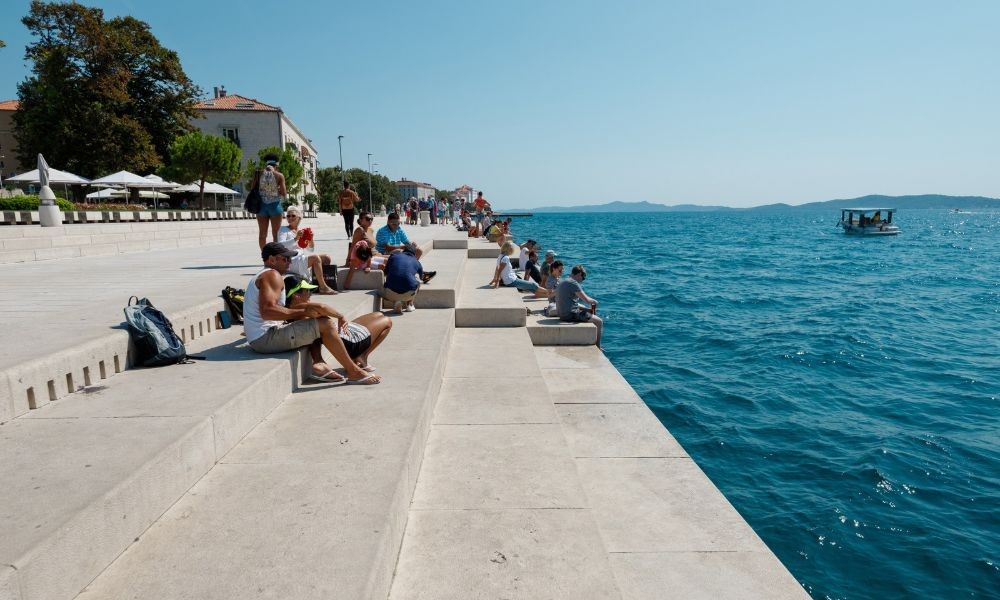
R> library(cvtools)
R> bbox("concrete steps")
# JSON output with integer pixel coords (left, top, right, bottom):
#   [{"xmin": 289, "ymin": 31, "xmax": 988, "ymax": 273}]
[
  {"xmin": 0, "ymin": 291, "xmax": 377, "ymax": 600},
  {"xmin": 73, "ymin": 309, "xmax": 456, "ymax": 600},
  {"xmin": 388, "ymin": 328, "xmax": 623, "ymax": 599},
  {"xmin": 455, "ymin": 258, "xmax": 527, "ymax": 327}
]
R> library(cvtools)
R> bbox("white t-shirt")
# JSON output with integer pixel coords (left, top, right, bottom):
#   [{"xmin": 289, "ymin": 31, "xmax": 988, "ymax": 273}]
[
  {"xmin": 518, "ymin": 246, "xmax": 529, "ymax": 271},
  {"xmin": 497, "ymin": 254, "xmax": 517, "ymax": 285},
  {"xmin": 277, "ymin": 226, "xmax": 299, "ymax": 251}
]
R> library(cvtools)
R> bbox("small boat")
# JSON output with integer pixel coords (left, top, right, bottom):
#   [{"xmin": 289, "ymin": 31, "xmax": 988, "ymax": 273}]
[{"xmin": 839, "ymin": 208, "xmax": 900, "ymax": 236}]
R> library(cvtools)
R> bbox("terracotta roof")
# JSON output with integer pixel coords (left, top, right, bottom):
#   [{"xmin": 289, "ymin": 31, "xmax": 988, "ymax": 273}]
[
  {"xmin": 0, "ymin": 100, "xmax": 19, "ymax": 111},
  {"xmin": 194, "ymin": 94, "xmax": 279, "ymax": 112}
]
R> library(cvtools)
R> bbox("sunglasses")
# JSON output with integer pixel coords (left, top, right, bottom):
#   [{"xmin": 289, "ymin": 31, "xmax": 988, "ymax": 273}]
[{"xmin": 287, "ymin": 215, "xmax": 300, "ymax": 220}]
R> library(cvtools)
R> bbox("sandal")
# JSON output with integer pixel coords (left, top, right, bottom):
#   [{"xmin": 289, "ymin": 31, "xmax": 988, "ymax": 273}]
[
  {"xmin": 307, "ymin": 369, "xmax": 346, "ymax": 385},
  {"xmin": 346, "ymin": 374, "xmax": 381, "ymax": 385}
]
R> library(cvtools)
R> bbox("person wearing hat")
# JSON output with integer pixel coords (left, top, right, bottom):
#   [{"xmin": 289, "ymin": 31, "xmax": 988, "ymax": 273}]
[
  {"xmin": 284, "ymin": 274, "xmax": 391, "ymax": 382},
  {"xmin": 539, "ymin": 249, "xmax": 558, "ymax": 288},
  {"xmin": 243, "ymin": 242, "xmax": 380, "ymax": 384},
  {"xmin": 253, "ymin": 154, "xmax": 287, "ymax": 250}
]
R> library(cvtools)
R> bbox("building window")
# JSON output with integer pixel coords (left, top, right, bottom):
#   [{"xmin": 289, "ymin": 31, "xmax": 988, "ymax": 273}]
[{"xmin": 221, "ymin": 127, "xmax": 240, "ymax": 147}]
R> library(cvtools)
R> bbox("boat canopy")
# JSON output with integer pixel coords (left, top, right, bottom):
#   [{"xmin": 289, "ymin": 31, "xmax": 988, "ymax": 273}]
[{"xmin": 840, "ymin": 207, "xmax": 896, "ymax": 212}]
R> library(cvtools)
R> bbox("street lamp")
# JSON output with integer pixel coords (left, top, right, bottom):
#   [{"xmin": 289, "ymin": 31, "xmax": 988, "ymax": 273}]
[
  {"xmin": 367, "ymin": 153, "xmax": 373, "ymax": 214},
  {"xmin": 337, "ymin": 135, "xmax": 344, "ymax": 191}
]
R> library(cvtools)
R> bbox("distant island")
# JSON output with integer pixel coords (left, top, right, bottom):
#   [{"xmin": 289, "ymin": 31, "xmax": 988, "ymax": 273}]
[{"xmin": 511, "ymin": 195, "xmax": 1000, "ymax": 213}]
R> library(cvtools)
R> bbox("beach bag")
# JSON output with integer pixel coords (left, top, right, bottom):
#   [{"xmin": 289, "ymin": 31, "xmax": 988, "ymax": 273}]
[
  {"xmin": 221, "ymin": 286, "xmax": 245, "ymax": 323},
  {"xmin": 123, "ymin": 297, "xmax": 204, "ymax": 366},
  {"xmin": 244, "ymin": 171, "xmax": 262, "ymax": 214}
]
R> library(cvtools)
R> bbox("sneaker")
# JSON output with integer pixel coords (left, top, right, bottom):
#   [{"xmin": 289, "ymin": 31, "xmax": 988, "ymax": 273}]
[{"xmin": 404, "ymin": 303, "xmax": 416, "ymax": 312}]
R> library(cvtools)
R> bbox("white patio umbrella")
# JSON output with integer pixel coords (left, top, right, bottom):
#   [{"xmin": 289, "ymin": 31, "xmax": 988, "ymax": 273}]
[
  {"xmin": 90, "ymin": 170, "xmax": 176, "ymax": 209},
  {"xmin": 6, "ymin": 167, "xmax": 91, "ymax": 201},
  {"xmin": 172, "ymin": 181, "xmax": 239, "ymax": 209},
  {"xmin": 86, "ymin": 188, "xmax": 169, "ymax": 200}
]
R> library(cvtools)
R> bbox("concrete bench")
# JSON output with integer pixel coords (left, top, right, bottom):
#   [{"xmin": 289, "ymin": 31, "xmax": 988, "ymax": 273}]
[
  {"xmin": 0, "ymin": 291, "xmax": 379, "ymax": 600},
  {"xmin": 526, "ymin": 312, "xmax": 599, "ymax": 346},
  {"xmin": 454, "ymin": 257, "xmax": 527, "ymax": 327},
  {"xmin": 74, "ymin": 308, "xmax": 456, "ymax": 600}
]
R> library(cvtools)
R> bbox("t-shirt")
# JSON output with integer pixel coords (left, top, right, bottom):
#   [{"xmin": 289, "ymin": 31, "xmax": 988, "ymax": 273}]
[
  {"xmin": 518, "ymin": 247, "xmax": 529, "ymax": 270},
  {"xmin": 474, "ymin": 197, "xmax": 486, "ymax": 212},
  {"xmin": 556, "ymin": 278, "xmax": 584, "ymax": 318},
  {"xmin": 545, "ymin": 273, "xmax": 560, "ymax": 292},
  {"xmin": 375, "ymin": 225, "xmax": 410, "ymax": 254},
  {"xmin": 338, "ymin": 189, "xmax": 359, "ymax": 210},
  {"xmin": 497, "ymin": 254, "xmax": 517, "ymax": 286},
  {"xmin": 384, "ymin": 252, "xmax": 423, "ymax": 293},
  {"xmin": 277, "ymin": 226, "xmax": 299, "ymax": 251},
  {"xmin": 524, "ymin": 259, "xmax": 542, "ymax": 284}
]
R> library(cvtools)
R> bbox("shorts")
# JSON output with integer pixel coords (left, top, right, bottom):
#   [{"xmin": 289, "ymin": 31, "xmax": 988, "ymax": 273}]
[
  {"xmin": 382, "ymin": 287, "xmax": 417, "ymax": 303},
  {"xmin": 341, "ymin": 331, "xmax": 372, "ymax": 359},
  {"xmin": 258, "ymin": 200, "xmax": 283, "ymax": 217},
  {"xmin": 560, "ymin": 308, "xmax": 593, "ymax": 323},
  {"xmin": 249, "ymin": 318, "xmax": 321, "ymax": 353},
  {"xmin": 289, "ymin": 253, "xmax": 311, "ymax": 277}
]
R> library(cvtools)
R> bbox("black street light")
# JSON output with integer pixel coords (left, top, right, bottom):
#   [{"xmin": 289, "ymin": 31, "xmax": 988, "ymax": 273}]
[{"xmin": 337, "ymin": 135, "xmax": 344, "ymax": 190}]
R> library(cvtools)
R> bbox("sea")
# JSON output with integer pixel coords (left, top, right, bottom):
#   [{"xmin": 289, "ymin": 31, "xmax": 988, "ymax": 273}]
[{"xmin": 510, "ymin": 209, "xmax": 999, "ymax": 600}]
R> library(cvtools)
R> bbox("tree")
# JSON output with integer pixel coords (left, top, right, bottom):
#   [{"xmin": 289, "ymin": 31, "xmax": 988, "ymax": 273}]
[
  {"xmin": 12, "ymin": 1, "xmax": 200, "ymax": 178},
  {"xmin": 161, "ymin": 132, "xmax": 241, "ymax": 207},
  {"xmin": 245, "ymin": 145, "xmax": 304, "ymax": 200},
  {"xmin": 315, "ymin": 166, "xmax": 340, "ymax": 213}
]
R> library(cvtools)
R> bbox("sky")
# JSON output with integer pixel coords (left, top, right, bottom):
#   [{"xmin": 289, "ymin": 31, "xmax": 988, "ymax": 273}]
[{"xmin": 1, "ymin": 0, "xmax": 999, "ymax": 208}]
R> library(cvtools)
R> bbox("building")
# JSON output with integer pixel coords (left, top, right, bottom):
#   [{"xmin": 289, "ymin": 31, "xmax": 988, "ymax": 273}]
[
  {"xmin": 192, "ymin": 87, "xmax": 318, "ymax": 199},
  {"xmin": 395, "ymin": 179, "xmax": 436, "ymax": 203},
  {"xmin": 0, "ymin": 100, "xmax": 26, "ymax": 182},
  {"xmin": 453, "ymin": 184, "xmax": 476, "ymax": 204}
]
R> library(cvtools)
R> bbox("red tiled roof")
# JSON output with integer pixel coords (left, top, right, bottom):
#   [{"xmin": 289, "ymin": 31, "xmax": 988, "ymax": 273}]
[
  {"xmin": 0, "ymin": 100, "xmax": 20, "ymax": 111},
  {"xmin": 396, "ymin": 180, "xmax": 434, "ymax": 187},
  {"xmin": 194, "ymin": 94, "xmax": 279, "ymax": 112}
]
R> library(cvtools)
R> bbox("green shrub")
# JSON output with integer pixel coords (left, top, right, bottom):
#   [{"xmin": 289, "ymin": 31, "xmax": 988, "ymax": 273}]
[
  {"xmin": 71, "ymin": 202, "xmax": 147, "ymax": 211},
  {"xmin": 0, "ymin": 195, "xmax": 75, "ymax": 212}
]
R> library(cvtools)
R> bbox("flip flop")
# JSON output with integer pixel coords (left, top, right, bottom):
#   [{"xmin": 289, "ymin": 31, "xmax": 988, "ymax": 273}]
[
  {"xmin": 316, "ymin": 289, "xmax": 338, "ymax": 295},
  {"xmin": 307, "ymin": 369, "xmax": 346, "ymax": 385},
  {"xmin": 346, "ymin": 374, "xmax": 380, "ymax": 385},
  {"xmin": 358, "ymin": 365, "xmax": 376, "ymax": 373}
]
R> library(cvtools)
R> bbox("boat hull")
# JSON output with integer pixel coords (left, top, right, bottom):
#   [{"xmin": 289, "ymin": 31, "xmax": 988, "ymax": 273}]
[{"xmin": 841, "ymin": 225, "xmax": 900, "ymax": 236}]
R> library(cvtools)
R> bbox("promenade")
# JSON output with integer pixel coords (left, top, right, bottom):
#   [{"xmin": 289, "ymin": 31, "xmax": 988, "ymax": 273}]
[{"xmin": 0, "ymin": 214, "xmax": 807, "ymax": 600}]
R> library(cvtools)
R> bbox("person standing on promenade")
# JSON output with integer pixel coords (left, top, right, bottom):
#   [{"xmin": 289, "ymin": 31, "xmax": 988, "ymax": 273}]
[
  {"xmin": 376, "ymin": 212, "xmax": 423, "ymax": 259},
  {"xmin": 556, "ymin": 264, "xmax": 603, "ymax": 350},
  {"xmin": 473, "ymin": 191, "xmax": 488, "ymax": 226},
  {"xmin": 338, "ymin": 181, "xmax": 360, "ymax": 238},
  {"xmin": 244, "ymin": 242, "xmax": 380, "ymax": 384},
  {"xmin": 255, "ymin": 154, "xmax": 287, "ymax": 250}
]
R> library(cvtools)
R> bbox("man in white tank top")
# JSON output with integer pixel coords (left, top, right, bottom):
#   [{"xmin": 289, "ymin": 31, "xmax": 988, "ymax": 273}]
[{"xmin": 244, "ymin": 242, "xmax": 381, "ymax": 385}]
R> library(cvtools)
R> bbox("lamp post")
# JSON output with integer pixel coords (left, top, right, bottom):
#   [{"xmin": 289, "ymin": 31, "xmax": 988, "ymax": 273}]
[
  {"xmin": 371, "ymin": 162, "xmax": 380, "ymax": 213},
  {"xmin": 367, "ymin": 153, "xmax": 373, "ymax": 214},
  {"xmin": 337, "ymin": 135, "xmax": 344, "ymax": 190}
]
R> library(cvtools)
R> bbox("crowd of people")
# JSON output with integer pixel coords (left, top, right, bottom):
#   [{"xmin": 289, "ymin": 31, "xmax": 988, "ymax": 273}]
[{"xmin": 242, "ymin": 165, "xmax": 602, "ymax": 387}]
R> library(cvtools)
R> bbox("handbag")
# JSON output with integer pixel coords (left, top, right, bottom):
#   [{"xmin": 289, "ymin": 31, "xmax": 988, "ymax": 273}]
[{"xmin": 244, "ymin": 172, "xmax": 262, "ymax": 214}]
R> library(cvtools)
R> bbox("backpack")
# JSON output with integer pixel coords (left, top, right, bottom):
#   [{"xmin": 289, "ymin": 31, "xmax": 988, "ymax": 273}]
[
  {"xmin": 221, "ymin": 286, "xmax": 245, "ymax": 323},
  {"xmin": 123, "ymin": 297, "xmax": 203, "ymax": 367}
]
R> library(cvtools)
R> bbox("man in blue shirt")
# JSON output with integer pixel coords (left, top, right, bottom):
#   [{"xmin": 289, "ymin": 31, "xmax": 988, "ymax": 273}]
[
  {"xmin": 382, "ymin": 246, "xmax": 424, "ymax": 313},
  {"xmin": 375, "ymin": 212, "xmax": 423, "ymax": 258}
]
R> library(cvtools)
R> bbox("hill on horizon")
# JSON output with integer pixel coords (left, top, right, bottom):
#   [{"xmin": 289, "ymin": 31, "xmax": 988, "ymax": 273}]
[{"xmin": 508, "ymin": 194, "xmax": 1000, "ymax": 213}]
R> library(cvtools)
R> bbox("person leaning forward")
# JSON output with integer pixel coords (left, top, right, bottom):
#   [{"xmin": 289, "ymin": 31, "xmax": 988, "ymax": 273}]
[{"xmin": 243, "ymin": 242, "xmax": 381, "ymax": 385}]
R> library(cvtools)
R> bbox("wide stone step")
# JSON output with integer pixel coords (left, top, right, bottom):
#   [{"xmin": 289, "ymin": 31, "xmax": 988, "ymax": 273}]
[
  {"xmin": 389, "ymin": 327, "xmax": 623, "ymax": 599},
  {"xmin": 0, "ymin": 291, "xmax": 376, "ymax": 600},
  {"xmin": 75, "ymin": 309, "xmax": 455, "ymax": 600},
  {"xmin": 455, "ymin": 258, "xmax": 527, "ymax": 327}
]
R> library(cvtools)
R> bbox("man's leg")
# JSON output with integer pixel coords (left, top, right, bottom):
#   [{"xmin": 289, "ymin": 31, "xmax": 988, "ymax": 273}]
[
  {"xmin": 316, "ymin": 317, "xmax": 380, "ymax": 383},
  {"xmin": 591, "ymin": 314, "xmax": 604, "ymax": 350}
]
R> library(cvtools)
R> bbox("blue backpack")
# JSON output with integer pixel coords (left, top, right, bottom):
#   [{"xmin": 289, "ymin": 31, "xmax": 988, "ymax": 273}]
[{"xmin": 123, "ymin": 297, "xmax": 203, "ymax": 367}]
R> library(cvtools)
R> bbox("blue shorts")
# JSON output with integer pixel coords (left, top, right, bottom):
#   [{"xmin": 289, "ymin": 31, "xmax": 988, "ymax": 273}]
[{"xmin": 258, "ymin": 200, "xmax": 283, "ymax": 217}]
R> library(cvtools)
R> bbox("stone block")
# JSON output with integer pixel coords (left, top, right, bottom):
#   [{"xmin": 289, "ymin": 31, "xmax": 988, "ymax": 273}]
[
  {"xmin": 0, "ymin": 249, "xmax": 38, "ymax": 264},
  {"xmin": 33, "ymin": 246, "xmax": 82, "ymax": 261},
  {"xmin": 433, "ymin": 376, "xmax": 558, "ymax": 425},
  {"xmin": 527, "ymin": 314, "xmax": 599, "ymax": 346},
  {"xmin": 2, "ymin": 237, "xmax": 51, "ymax": 251},
  {"xmin": 556, "ymin": 403, "xmax": 688, "ymax": 458},
  {"xmin": 50, "ymin": 234, "xmax": 96, "ymax": 248},
  {"xmin": 79, "ymin": 243, "xmax": 119, "ymax": 257}
]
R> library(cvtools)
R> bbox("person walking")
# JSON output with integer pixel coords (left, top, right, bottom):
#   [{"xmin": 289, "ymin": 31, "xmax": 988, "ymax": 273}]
[
  {"xmin": 338, "ymin": 181, "xmax": 360, "ymax": 238},
  {"xmin": 255, "ymin": 154, "xmax": 287, "ymax": 250}
]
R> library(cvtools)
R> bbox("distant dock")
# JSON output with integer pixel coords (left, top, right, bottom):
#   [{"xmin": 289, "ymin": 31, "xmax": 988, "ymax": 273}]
[{"xmin": 493, "ymin": 212, "xmax": 533, "ymax": 217}]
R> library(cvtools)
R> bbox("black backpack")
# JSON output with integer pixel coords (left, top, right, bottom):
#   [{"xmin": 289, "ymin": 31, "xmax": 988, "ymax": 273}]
[
  {"xmin": 221, "ymin": 286, "xmax": 245, "ymax": 323},
  {"xmin": 123, "ymin": 297, "xmax": 203, "ymax": 366}
]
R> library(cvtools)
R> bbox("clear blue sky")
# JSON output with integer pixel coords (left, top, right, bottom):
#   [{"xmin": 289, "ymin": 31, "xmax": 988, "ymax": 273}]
[{"xmin": 2, "ymin": 0, "xmax": 998, "ymax": 208}]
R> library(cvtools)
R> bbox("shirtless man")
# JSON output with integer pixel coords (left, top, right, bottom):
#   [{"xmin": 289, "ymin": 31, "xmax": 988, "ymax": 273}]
[
  {"xmin": 338, "ymin": 181, "xmax": 360, "ymax": 237},
  {"xmin": 244, "ymin": 242, "xmax": 381, "ymax": 384}
]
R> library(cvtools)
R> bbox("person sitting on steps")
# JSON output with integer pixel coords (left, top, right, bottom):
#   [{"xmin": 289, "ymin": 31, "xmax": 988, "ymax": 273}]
[
  {"xmin": 284, "ymin": 274, "xmax": 392, "ymax": 378},
  {"xmin": 244, "ymin": 242, "xmax": 380, "ymax": 384},
  {"xmin": 277, "ymin": 206, "xmax": 337, "ymax": 294}
]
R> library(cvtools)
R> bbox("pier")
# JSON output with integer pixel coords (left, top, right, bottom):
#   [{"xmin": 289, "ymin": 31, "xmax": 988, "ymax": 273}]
[{"xmin": 0, "ymin": 215, "xmax": 806, "ymax": 599}]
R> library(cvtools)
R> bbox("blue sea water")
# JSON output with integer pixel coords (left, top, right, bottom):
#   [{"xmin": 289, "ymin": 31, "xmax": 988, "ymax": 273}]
[{"xmin": 511, "ymin": 209, "xmax": 999, "ymax": 599}]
